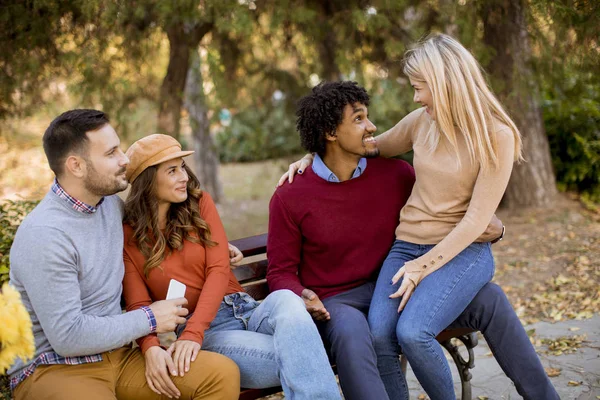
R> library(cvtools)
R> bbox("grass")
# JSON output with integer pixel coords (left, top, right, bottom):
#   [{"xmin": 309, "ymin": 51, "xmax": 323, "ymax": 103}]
[{"xmin": 218, "ymin": 157, "xmax": 297, "ymax": 239}]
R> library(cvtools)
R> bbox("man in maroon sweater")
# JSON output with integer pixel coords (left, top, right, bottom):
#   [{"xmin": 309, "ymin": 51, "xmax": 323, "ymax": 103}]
[
  {"xmin": 267, "ymin": 82, "xmax": 416, "ymax": 400},
  {"xmin": 267, "ymin": 81, "xmax": 558, "ymax": 400}
]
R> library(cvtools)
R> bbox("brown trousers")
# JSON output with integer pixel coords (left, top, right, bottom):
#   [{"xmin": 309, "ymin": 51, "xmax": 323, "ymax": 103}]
[{"xmin": 13, "ymin": 347, "xmax": 240, "ymax": 400}]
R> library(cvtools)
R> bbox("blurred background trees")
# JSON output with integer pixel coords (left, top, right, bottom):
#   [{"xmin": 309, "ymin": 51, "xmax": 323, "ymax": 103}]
[{"xmin": 1, "ymin": 0, "xmax": 598, "ymax": 206}]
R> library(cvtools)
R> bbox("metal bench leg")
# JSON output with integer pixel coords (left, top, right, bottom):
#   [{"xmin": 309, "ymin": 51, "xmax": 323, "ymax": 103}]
[
  {"xmin": 440, "ymin": 332, "xmax": 478, "ymax": 400},
  {"xmin": 400, "ymin": 354, "xmax": 408, "ymax": 375}
]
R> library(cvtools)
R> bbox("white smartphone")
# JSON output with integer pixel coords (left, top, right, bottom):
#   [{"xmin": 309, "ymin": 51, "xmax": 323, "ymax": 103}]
[{"xmin": 166, "ymin": 278, "xmax": 186, "ymax": 301}]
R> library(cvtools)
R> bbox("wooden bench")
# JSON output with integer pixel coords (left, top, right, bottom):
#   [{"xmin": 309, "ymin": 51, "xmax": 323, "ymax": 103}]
[{"xmin": 230, "ymin": 233, "xmax": 478, "ymax": 400}]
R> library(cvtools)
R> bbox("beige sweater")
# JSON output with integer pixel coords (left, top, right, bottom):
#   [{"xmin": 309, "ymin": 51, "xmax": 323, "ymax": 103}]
[{"xmin": 377, "ymin": 107, "xmax": 515, "ymax": 281}]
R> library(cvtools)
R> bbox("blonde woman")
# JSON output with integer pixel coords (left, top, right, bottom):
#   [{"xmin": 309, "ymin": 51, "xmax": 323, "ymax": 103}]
[
  {"xmin": 281, "ymin": 34, "xmax": 557, "ymax": 399},
  {"xmin": 365, "ymin": 33, "xmax": 520, "ymax": 400}
]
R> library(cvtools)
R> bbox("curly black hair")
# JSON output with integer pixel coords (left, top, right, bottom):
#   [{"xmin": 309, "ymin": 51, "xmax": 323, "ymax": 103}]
[{"xmin": 296, "ymin": 81, "xmax": 370, "ymax": 155}]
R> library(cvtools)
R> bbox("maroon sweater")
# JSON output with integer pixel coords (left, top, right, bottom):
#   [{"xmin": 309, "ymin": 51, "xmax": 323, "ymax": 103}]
[{"xmin": 267, "ymin": 157, "xmax": 415, "ymax": 300}]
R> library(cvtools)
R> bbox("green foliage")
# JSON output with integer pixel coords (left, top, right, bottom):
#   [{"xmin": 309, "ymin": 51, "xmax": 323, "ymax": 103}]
[
  {"xmin": 0, "ymin": 200, "xmax": 39, "ymax": 285},
  {"xmin": 0, "ymin": 375, "xmax": 9, "ymax": 400},
  {"xmin": 543, "ymin": 83, "xmax": 600, "ymax": 203},
  {"xmin": 215, "ymin": 102, "xmax": 301, "ymax": 163}
]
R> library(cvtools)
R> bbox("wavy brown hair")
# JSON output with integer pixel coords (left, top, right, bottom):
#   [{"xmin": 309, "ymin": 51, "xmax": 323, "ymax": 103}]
[{"xmin": 124, "ymin": 164, "xmax": 216, "ymax": 277}]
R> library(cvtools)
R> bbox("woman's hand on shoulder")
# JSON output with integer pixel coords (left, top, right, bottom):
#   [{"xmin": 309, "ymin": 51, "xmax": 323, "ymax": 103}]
[
  {"xmin": 167, "ymin": 339, "xmax": 202, "ymax": 378},
  {"xmin": 277, "ymin": 154, "xmax": 314, "ymax": 187},
  {"xmin": 144, "ymin": 346, "xmax": 181, "ymax": 398}
]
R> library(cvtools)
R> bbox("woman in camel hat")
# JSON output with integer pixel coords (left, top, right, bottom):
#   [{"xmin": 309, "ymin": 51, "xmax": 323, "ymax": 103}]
[{"xmin": 121, "ymin": 134, "xmax": 341, "ymax": 400}]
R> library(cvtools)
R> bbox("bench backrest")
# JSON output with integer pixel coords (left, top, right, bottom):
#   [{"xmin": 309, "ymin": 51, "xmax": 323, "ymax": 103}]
[{"xmin": 230, "ymin": 233, "xmax": 270, "ymax": 300}]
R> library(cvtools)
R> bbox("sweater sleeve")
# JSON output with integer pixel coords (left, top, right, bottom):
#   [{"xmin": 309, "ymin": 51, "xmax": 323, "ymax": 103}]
[
  {"xmin": 375, "ymin": 108, "xmax": 423, "ymax": 157},
  {"xmin": 266, "ymin": 191, "xmax": 306, "ymax": 297},
  {"xmin": 177, "ymin": 192, "xmax": 230, "ymax": 345},
  {"xmin": 10, "ymin": 227, "xmax": 151, "ymax": 357},
  {"xmin": 404, "ymin": 128, "xmax": 516, "ymax": 281},
  {"xmin": 122, "ymin": 247, "xmax": 160, "ymax": 354}
]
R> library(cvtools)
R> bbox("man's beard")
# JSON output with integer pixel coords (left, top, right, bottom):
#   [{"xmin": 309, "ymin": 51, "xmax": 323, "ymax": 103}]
[
  {"xmin": 84, "ymin": 162, "xmax": 128, "ymax": 198},
  {"xmin": 364, "ymin": 147, "xmax": 380, "ymax": 158}
]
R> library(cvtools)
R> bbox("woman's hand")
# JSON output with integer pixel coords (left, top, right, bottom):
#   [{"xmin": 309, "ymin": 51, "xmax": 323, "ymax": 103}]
[
  {"xmin": 167, "ymin": 339, "xmax": 201, "ymax": 377},
  {"xmin": 144, "ymin": 346, "xmax": 181, "ymax": 399},
  {"xmin": 277, "ymin": 154, "xmax": 314, "ymax": 186},
  {"xmin": 389, "ymin": 265, "xmax": 422, "ymax": 312},
  {"xmin": 228, "ymin": 243, "xmax": 243, "ymax": 268}
]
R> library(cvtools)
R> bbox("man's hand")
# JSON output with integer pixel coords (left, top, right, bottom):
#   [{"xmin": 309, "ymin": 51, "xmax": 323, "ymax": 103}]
[
  {"xmin": 228, "ymin": 243, "xmax": 243, "ymax": 268},
  {"xmin": 166, "ymin": 340, "xmax": 201, "ymax": 377},
  {"xmin": 301, "ymin": 288, "xmax": 330, "ymax": 321},
  {"xmin": 477, "ymin": 214, "xmax": 504, "ymax": 243},
  {"xmin": 144, "ymin": 346, "xmax": 181, "ymax": 399},
  {"xmin": 149, "ymin": 298, "xmax": 189, "ymax": 334}
]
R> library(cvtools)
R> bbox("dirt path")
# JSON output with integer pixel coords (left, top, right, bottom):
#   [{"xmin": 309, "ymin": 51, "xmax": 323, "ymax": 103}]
[{"xmin": 493, "ymin": 195, "xmax": 600, "ymax": 325}]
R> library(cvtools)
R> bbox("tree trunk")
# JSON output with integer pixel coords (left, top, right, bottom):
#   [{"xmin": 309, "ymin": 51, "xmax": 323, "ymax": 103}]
[
  {"xmin": 480, "ymin": 0, "xmax": 557, "ymax": 208},
  {"xmin": 317, "ymin": 1, "xmax": 341, "ymax": 81},
  {"xmin": 184, "ymin": 50, "xmax": 223, "ymax": 203},
  {"xmin": 158, "ymin": 26, "xmax": 192, "ymax": 139},
  {"xmin": 158, "ymin": 23, "xmax": 214, "ymax": 139}
]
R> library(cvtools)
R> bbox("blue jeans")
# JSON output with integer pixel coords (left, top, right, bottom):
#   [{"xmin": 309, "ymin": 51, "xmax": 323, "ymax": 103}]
[
  {"xmin": 369, "ymin": 240, "xmax": 495, "ymax": 400},
  {"xmin": 316, "ymin": 282, "xmax": 406, "ymax": 400},
  {"xmin": 177, "ymin": 290, "xmax": 341, "ymax": 400}
]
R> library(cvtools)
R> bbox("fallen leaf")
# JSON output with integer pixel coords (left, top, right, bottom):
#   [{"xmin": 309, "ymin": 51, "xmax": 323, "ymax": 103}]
[
  {"xmin": 477, "ymin": 397, "xmax": 489, "ymax": 400},
  {"xmin": 545, "ymin": 367, "xmax": 561, "ymax": 377},
  {"xmin": 418, "ymin": 395, "xmax": 426, "ymax": 400},
  {"xmin": 568, "ymin": 380, "xmax": 581, "ymax": 386},
  {"xmin": 540, "ymin": 334, "xmax": 587, "ymax": 356},
  {"xmin": 569, "ymin": 327, "xmax": 581, "ymax": 332}
]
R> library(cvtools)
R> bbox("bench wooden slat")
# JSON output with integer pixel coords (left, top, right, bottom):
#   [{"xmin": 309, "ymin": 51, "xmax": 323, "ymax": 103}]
[
  {"xmin": 230, "ymin": 233, "xmax": 268, "ymax": 257},
  {"xmin": 232, "ymin": 259, "xmax": 269, "ymax": 284},
  {"xmin": 238, "ymin": 387, "xmax": 282, "ymax": 400}
]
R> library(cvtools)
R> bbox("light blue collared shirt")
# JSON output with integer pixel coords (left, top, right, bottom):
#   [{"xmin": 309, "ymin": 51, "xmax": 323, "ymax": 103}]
[{"xmin": 312, "ymin": 154, "xmax": 367, "ymax": 182}]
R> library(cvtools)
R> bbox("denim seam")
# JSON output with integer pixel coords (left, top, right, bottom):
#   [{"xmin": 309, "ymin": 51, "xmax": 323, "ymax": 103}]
[
  {"xmin": 261, "ymin": 310, "xmax": 287, "ymax": 389},
  {"xmin": 203, "ymin": 345, "xmax": 277, "ymax": 361},
  {"xmin": 424, "ymin": 243, "xmax": 488, "ymax": 331}
]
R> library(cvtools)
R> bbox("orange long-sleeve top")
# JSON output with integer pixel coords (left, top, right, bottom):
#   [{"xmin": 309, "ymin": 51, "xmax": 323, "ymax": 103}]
[{"xmin": 122, "ymin": 191, "xmax": 244, "ymax": 354}]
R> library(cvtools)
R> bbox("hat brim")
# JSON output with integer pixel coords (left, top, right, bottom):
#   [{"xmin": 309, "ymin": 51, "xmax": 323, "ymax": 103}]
[
  {"xmin": 127, "ymin": 150, "xmax": 195, "ymax": 183},
  {"xmin": 149, "ymin": 150, "xmax": 195, "ymax": 168}
]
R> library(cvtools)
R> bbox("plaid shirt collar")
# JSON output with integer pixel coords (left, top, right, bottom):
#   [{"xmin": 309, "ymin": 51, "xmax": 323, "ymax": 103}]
[{"xmin": 51, "ymin": 179, "xmax": 104, "ymax": 214}]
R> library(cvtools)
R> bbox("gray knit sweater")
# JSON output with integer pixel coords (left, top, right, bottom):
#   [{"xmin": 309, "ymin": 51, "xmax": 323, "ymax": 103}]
[{"xmin": 8, "ymin": 191, "xmax": 151, "ymax": 379}]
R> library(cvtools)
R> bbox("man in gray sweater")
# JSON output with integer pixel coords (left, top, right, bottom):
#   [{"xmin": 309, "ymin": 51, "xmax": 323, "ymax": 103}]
[{"xmin": 8, "ymin": 109, "xmax": 240, "ymax": 400}]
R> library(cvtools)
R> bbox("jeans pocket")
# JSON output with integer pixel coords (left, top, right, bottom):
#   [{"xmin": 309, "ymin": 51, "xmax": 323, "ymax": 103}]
[{"xmin": 227, "ymin": 293, "xmax": 259, "ymax": 329}]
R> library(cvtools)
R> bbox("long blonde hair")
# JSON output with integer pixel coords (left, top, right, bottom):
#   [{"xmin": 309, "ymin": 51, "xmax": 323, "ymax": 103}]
[
  {"xmin": 403, "ymin": 33, "xmax": 523, "ymax": 172},
  {"xmin": 124, "ymin": 165, "xmax": 216, "ymax": 277}
]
